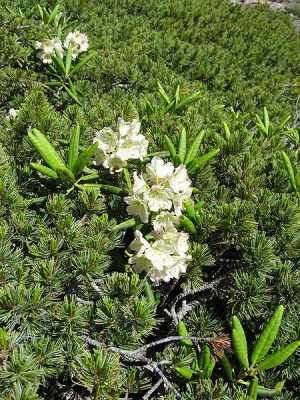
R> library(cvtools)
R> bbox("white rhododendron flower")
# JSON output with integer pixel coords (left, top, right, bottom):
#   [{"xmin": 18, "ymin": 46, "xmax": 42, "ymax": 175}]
[
  {"xmin": 64, "ymin": 31, "xmax": 89, "ymax": 59},
  {"xmin": 125, "ymin": 196, "xmax": 149, "ymax": 223},
  {"xmin": 93, "ymin": 118, "xmax": 148, "ymax": 173},
  {"xmin": 35, "ymin": 38, "xmax": 64, "ymax": 64},
  {"xmin": 152, "ymin": 211, "xmax": 179, "ymax": 233},
  {"xmin": 169, "ymin": 165, "xmax": 192, "ymax": 194},
  {"xmin": 129, "ymin": 230, "xmax": 150, "ymax": 254},
  {"xmin": 125, "ymin": 157, "xmax": 192, "ymax": 221},
  {"xmin": 145, "ymin": 157, "xmax": 174, "ymax": 184},
  {"xmin": 7, "ymin": 108, "xmax": 19, "ymax": 119},
  {"xmin": 155, "ymin": 230, "xmax": 190, "ymax": 257},
  {"xmin": 128, "ymin": 224, "xmax": 191, "ymax": 282},
  {"xmin": 147, "ymin": 185, "xmax": 172, "ymax": 212}
]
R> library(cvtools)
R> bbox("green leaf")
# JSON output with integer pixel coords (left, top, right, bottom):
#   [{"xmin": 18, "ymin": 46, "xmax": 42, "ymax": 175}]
[
  {"xmin": 178, "ymin": 321, "xmax": 193, "ymax": 346},
  {"xmin": 204, "ymin": 357, "xmax": 216, "ymax": 378},
  {"xmin": 73, "ymin": 143, "xmax": 98, "ymax": 176},
  {"xmin": 199, "ymin": 344, "xmax": 211, "ymax": 374},
  {"xmin": 192, "ymin": 187, "xmax": 201, "ymax": 194},
  {"xmin": 232, "ymin": 316, "xmax": 249, "ymax": 369},
  {"xmin": 180, "ymin": 215, "xmax": 196, "ymax": 234},
  {"xmin": 247, "ymin": 378, "xmax": 258, "ymax": 400},
  {"xmin": 184, "ymin": 130, "xmax": 205, "ymax": 165},
  {"xmin": 69, "ymin": 51, "xmax": 97, "ymax": 76},
  {"xmin": 175, "ymin": 84, "xmax": 181, "ymax": 107},
  {"xmin": 256, "ymin": 110, "xmax": 269, "ymax": 136},
  {"xmin": 257, "ymin": 381, "xmax": 285, "ymax": 397},
  {"xmin": 77, "ymin": 172, "xmax": 98, "ymax": 182},
  {"xmin": 123, "ymin": 168, "xmax": 132, "ymax": 191},
  {"xmin": 98, "ymin": 184, "xmax": 125, "ymax": 195},
  {"xmin": 56, "ymin": 167, "xmax": 75, "ymax": 182},
  {"xmin": 48, "ymin": 5, "xmax": 60, "ymax": 24},
  {"xmin": 258, "ymin": 340, "xmax": 300, "ymax": 370},
  {"xmin": 192, "ymin": 357, "xmax": 200, "ymax": 372},
  {"xmin": 241, "ymin": 381, "xmax": 285, "ymax": 398},
  {"xmin": 175, "ymin": 366, "xmax": 194, "ymax": 379},
  {"xmin": 195, "ymin": 200, "xmax": 204, "ymax": 211},
  {"xmin": 178, "ymin": 127, "xmax": 187, "ymax": 163},
  {"xmin": 157, "ymin": 81, "xmax": 171, "ymax": 105},
  {"xmin": 37, "ymin": 4, "xmax": 44, "ymax": 20},
  {"xmin": 223, "ymin": 121, "xmax": 231, "ymax": 140},
  {"xmin": 251, "ymin": 305, "xmax": 284, "ymax": 365},
  {"xmin": 75, "ymin": 183, "xmax": 101, "ymax": 192},
  {"xmin": 145, "ymin": 150, "xmax": 169, "ymax": 159},
  {"xmin": 28, "ymin": 129, "xmax": 65, "ymax": 171},
  {"xmin": 144, "ymin": 281, "xmax": 155, "ymax": 303},
  {"xmin": 183, "ymin": 199, "xmax": 195, "ymax": 219},
  {"xmin": 71, "ymin": 83, "xmax": 84, "ymax": 97},
  {"xmin": 175, "ymin": 91, "xmax": 202, "ymax": 113},
  {"xmin": 295, "ymin": 170, "xmax": 300, "ymax": 191},
  {"xmin": 63, "ymin": 84, "xmax": 82, "ymax": 106},
  {"xmin": 30, "ymin": 163, "xmax": 58, "ymax": 179},
  {"xmin": 220, "ymin": 354, "xmax": 234, "ymax": 381},
  {"xmin": 163, "ymin": 99, "xmax": 176, "ymax": 113},
  {"xmin": 189, "ymin": 149, "xmax": 220, "ymax": 173},
  {"xmin": 112, "ymin": 218, "xmax": 136, "ymax": 232},
  {"xmin": 281, "ymin": 151, "xmax": 297, "ymax": 192},
  {"xmin": 263, "ymin": 107, "xmax": 270, "ymax": 135},
  {"xmin": 53, "ymin": 51, "xmax": 66, "ymax": 74},
  {"xmin": 65, "ymin": 45, "xmax": 73, "ymax": 76},
  {"xmin": 45, "ymin": 80, "xmax": 61, "ymax": 87},
  {"xmin": 164, "ymin": 135, "xmax": 177, "ymax": 162},
  {"xmin": 67, "ymin": 124, "xmax": 81, "ymax": 171}
]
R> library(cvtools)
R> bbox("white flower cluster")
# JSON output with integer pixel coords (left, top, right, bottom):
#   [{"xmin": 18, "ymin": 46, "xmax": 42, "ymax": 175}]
[
  {"xmin": 128, "ymin": 212, "xmax": 191, "ymax": 282},
  {"xmin": 35, "ymin": 38, "xmax": 64, "ymax": 64},
  {"xmin": 64, "ymin": 31, "xmax": 89, "ymax": 60},
  {"xmin": 93, "ymin": 118, "xmax": 148, "ymax": 173},
  {"xmin": 92, "ymin": 117, "xmax": 193, "ymax": 282},
  {"xmin": 7, "ymin": 108, "xmax": 19, "ymax": 119},
  {"xmin": 35, "ymin": 31, "xmax": 88, "ymax": 64},
  {"xmin": 124, "ymin": 156, "xmax": 192, "ymax": 223},
  {"xmin": 124, "ymin": 156, "xmax": 193, "ymax": 281}
]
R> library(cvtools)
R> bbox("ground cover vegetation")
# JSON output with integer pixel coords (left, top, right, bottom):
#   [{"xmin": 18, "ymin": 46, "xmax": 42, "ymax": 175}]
[{"xmin": 0, "ymin": 0, "xmax": 299, "ymax": 399}]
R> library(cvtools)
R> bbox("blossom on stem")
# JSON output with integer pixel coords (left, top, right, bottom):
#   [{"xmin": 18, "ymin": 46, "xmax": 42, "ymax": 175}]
[
  {"xmin": 93, "ymin": 118, "xmax": 148, "ymax": 173},
  {"xmin": 7, "ymin": 108, "xmax": 19, "ymax": 119},
  {"xmin": 35, "ymin": 38, "xmax": 64, "ymax": 64},
  {"xmin": 128, "ymin": 223, "xmax": 191, "ymax": 282},
  {"xmin": 64, "ymin": 31, "xmax": 89, "ymax": 59},
  {"xmin": 125, "ymin": 157, "xmax": 192, "ymax": 221}
]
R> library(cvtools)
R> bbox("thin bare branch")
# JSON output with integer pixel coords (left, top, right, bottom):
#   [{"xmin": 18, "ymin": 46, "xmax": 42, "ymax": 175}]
[
  {"xmin": 173, "ymin": 277, "xmax": 224, "ymax": 307},
  {"xmin": 86, "ymin": 335, "xmax": 213, "ymax": 357},
  {"xmin": 128, "ymin": 335, "xmax": 213, "ymax": 355},
  {"xmin": 75, "ymin": 296, "xmax": 93, "ymax": 305},
  {"xmin": 142, "ymin": 378, "xmax": 163, "ymax": 399},
  {"xmin": 144, "ymin": 364, "xmax": 181, "ymax": 399}
]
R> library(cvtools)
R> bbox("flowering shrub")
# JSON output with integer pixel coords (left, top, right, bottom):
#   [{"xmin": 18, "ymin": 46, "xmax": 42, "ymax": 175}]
[
  {"xmin": 93, "ymin": 118, "xmax": 193, "ymax": 282},
  {"xmin": 35, "ymin": 29, "xmax": 92, "ymax": 104},
  {"xmin": 36, "ymin": 31, "xmax": 89, "ymax": 64}
]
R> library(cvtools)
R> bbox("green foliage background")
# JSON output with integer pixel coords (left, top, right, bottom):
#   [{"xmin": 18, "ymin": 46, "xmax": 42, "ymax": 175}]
[{"xmin": 0, "ymin": 0, "xmax": 299, "ymax": 398}]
